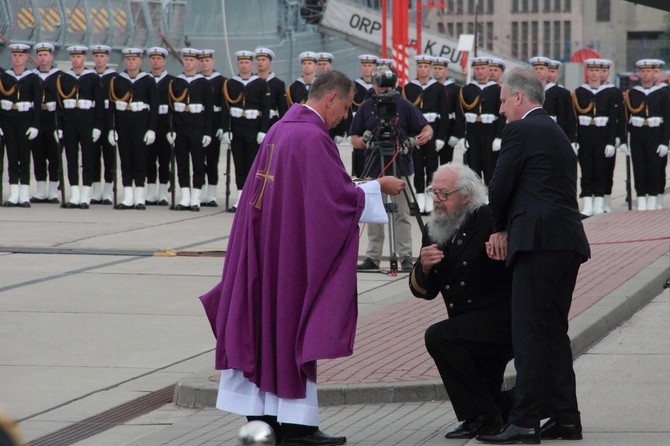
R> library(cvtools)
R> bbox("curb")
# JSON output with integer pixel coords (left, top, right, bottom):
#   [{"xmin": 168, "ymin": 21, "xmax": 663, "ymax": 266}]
[{"xmin": 173, "ymin": 252, "xmax": 669, "ymax": 409}]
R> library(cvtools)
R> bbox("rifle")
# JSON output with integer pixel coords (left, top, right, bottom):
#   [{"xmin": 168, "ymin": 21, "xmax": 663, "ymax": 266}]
[
  {"xmin": 625, "ymin": 134, "xmax": 632, "ymax": 211},
  {"xmin": 54, "ymin": 116, "xmax": 67, "ymax": 206},
  {"xmin": 169, "ymin": 115, "xmax": 177, "ymax": 210},
  {"xmin": 225, "ymin": 138, "xmax": 231, "ymax": 211},
  {"xmin": 0, "ymin": 130, "xmax": 4, "ymax": 203},
  {"xmin": 111, "ymin": 114, "xmax": 118, "ymax": 207}
]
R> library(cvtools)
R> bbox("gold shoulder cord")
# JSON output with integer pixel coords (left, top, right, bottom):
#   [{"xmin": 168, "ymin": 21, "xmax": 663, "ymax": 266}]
[
  {"xmin": 169, "ymin": 79, "xmax": 189, "ymax": 108},
  {"xmin": 109, "ymin": 76, "xmax": 132, "ymax": 103},
  {"xmin": 401, "ymin": 85, "xmax": 423, "ymax": 108},
  {"xmin": 56, "ymin": 74, "xmax": 78, "ymax": 106},
  {"xmin": 623, "ymin": 90, "xmax": 646, "ymax": 116},
  {"xmin": 286, "ymin": 85, "xmax": 294, "ymax": 106},
  {"xmin": 571, "ymin": 89, "xmax": 595, "ymax": 116},
  {"xmin": 223, "ymin": 79, "xmax": 244, "ymax": 107},
  {"xmin": 0, "ymin": 78, "xmax": 18, "ymax": 97},
  {"xmin": 459, "ymin": 87, "xmax": 480, "ymax": 113}
]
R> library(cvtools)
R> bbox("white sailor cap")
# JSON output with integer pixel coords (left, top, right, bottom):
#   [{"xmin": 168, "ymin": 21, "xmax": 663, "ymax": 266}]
[
  {"xmin": 235, "ymin": 50, "xmax": 255, "ymax": 61},
  {"xmin": 599, "ymin": 59, "xmax": 613, "ymax": 69},
  {"xmin": 34, "ymin": 42, "xmax": 55, "ymax": 53},
  {"xmin": 254, "ymin": 47, "xmax": 275, "ymax": 60},
  {"xmin": 528, "ymin": 56, "xmax": 551, "ymax": 67},
  {"xmin": 415, "ymin": 54, "xmax": 435, "ymax": 65},
  {"xmin": 90, "ymin": 44, "xmax": 111, "ymax": 55},
  {"xmin": 489, "ymin": 57, "xmax": 506, "ymax": 69},
  {"xmin": 122, "ymin": 47, "xmax": 144, "ymax": 58},
  {"xmin": 636, "ymin": 59, "xmax": 663, "ymax": 69},
  {"xmin": 652, "ymin": 59, "xmax": 665, "ymax": 68},
  {"xmin": 317, "ymin": 52, "xmax": 334, "ymax": 63},
  {"xmin": 199, "ymin": 49, "xmax": 215, "ymax": 59},
  {"xmin": 299, "ymin": 51, "xmax": 318, "ymax": 63},
  {"xmin": 147, "ymin": 47, "xmax": 168, "ymax": 58},
  {"xmin": 358, "ymin": 54, "xmax": 378, "ymax": 64},
  {"xmin": 584, "ymin": 58, "xmax": 604, "ymax": 69},
  {"xmin": 67, "ymin": 45, "xmax": 88, "ymax": 55},
  {"xmin": 376, "ymin": 57, "xmax": 394, "ymax": 66},
  {"xmin": 433, "ymin": 57, "xmax": 449, "ymax": 67},
  {"xmin": 180, "ymin": 48, "xmax": 202, "ymax": 59},
  {"xmin": 9, "ymin": 43, "xmax": 31, "ymax": 53},
  {"xmin": 547, "ymin": 59, "xmax": 562, "ymax": 69},
  {"xmin": 471, "ymin": 56, "xmax": 490, "ymax": 67}
]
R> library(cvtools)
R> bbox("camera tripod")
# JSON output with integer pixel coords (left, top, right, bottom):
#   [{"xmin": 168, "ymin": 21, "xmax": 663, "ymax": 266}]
[{"xmin": 360, "ymin": 136, "xmax": 425, "ymax": 275}]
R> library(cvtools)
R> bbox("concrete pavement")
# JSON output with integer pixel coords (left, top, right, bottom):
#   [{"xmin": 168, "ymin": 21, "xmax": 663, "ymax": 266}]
[{"xmin": 0, "ymin": 145, "xmax": 668, "ymax": 445}]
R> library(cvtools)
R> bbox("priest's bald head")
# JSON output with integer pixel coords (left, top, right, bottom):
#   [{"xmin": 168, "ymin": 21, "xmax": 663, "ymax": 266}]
[{"xmin": 306, "ymin": 70, "xmax": 354, "ymax": 130}]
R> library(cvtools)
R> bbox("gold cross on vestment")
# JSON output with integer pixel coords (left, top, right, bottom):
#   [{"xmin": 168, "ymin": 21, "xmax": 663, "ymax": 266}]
[{"xmin": 253, "ymin": 143, "xmax": 276, "ymax": 210}]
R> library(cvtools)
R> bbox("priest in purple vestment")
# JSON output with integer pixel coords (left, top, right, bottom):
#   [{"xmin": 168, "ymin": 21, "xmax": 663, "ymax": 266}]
[{"xmin": 200, "ymin": 70, "xmax": 405, "ymax": 446}]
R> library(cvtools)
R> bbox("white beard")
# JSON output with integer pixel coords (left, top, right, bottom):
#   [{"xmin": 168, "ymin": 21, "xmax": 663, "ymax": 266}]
[{"xmin": 427, "ymin": 208, "xmax": 468, "ymax": 246}]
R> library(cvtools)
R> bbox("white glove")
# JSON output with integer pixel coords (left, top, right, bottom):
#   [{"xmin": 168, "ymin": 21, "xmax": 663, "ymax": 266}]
[
  {"xmin": 143, "ymin": 130, "xmax": 156, "ymax": 145},
  {"xmin": 657, "ymin": 144, "xmax": 669, "ymax": 158},
  {"xmin": 215, "ymin": 128, "xmax": 224, "ymax": 140},
  {"xmin": 455, "ymin": 138, "xmax": 467, "ymax": 152},
  {"xmin": 166, "ymin": 132, "xmax": 176, "ymax": 146},
  {"xmin": 435, "ymin": 139, "xmax": 445, "ymax": 152},
  {"xmin": 92, "ymin": 128, "xmax": 101, "ymax": 143},
  {"xmin": 108, "ymin": 130, "xmax": 118, "ymax": 146},
  {"xmin": 492, "ymin": 137, "xmax": 502, "ymax": 152},
  {"xmin": 256, "ymin": 132, "xmax": 266, "ymax": 144},
  {"xmin": 54, "ymin": 129, "xmax": 63, "ymax": 142},
  {"xmin": 618, "ymin": 143, "xmax": 630, "ymax": 156},
  {"xmin": 604, "ymin": 144, "xmax": 616, "ymax": 158},
  {"xmin": 222, "ymin": 131, "xmax": 232, "ymax": 144},
  {"xmin": 25, "ymin": 127, "xmax": 39, "ymax": 141},
  {"xmin": 615, "ymin": 137, "xmax": 621, "ymax": 147},
  {"xmin": 0, "ymin": 127, "xmax": 3, "ymax": 137},
  {"xmin": 571, "ymin": 142, "xmax": 579, "ymax": 155},
  {"xmin": 447, "ymin": 136, "xmax": 459, "ymax": 148},
  {"xmin": 202, "ymin": 135, "xmax": 212, "ymax": 148}
]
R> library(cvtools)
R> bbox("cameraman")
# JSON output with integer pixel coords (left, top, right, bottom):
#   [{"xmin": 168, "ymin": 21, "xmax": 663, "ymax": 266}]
[{"xmin": 351, "ymin": 65, "xmax": 433, "ymax": 272}]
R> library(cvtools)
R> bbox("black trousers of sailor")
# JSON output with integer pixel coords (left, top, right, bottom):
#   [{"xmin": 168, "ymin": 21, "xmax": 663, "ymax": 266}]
[
  {"xmin": 62, "ymin": 119, "xmax": 95, "ymax": 186},
  {"xmin": 230, "ymin": 118, "xmax": 261, "ymax": 190},
  {"xmin": 32, "ymin": 112, "xmax": 60, "ymax": 182},
  {"xmin": 204, "ymin": 138, "xmax": 221, "ymax": 187},
  {"xmin": 509, "ymin": 250, "xmax": 582, "ymax": 429},
  {"xmin": 174, "ymin": 124, "xmax": 205, "ymax": 189},
  {"xmin": 116, "ymin": 111, "xmax": 148, "ymax": 187},
  {"xmin": 630, "ymin": 126, "xmax": 664, "ymax": 196},
  {"xmin": 465, "ymin": 122, "xmax": 496, "ymax": 185},
  {"xmin": 146, "ymin": 120, "xmax": 172, "ymax": 185},
  {"xmin": 1, "ymin": 115, "xmax": 33, "ymax": 185},
  {"xmin": 412, "ymin": 122, "xmax": 439, "ymax": 193},
  {"xmin": 425, "ymin": 320, "xmax": 513, "ymax": 421},
  {"xmin": 92, "ymin": 117, "xmax": 116, "ymax": 185},
  {"xmin": 577, "ymin": 125, "xmax": 608, "ymax": 197}
]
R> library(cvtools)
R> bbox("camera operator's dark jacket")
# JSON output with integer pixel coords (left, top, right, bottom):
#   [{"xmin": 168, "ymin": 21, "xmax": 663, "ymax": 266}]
[
  {"xmin": 350, "ymin": 94, "xmax": 428, "ymax": 178},
  {"xmin": 409, "ymin": 205, "xmax": 512, "ymax": 344}
]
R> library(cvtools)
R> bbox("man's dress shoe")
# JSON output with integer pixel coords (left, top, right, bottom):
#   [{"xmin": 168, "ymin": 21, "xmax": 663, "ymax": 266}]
[
  {"xmin": 540, "ymin": 419, "xmax": 582, "ymax": 440},
  {"xmin": 477, "ymin": 423, "xmax": 540, "ymax": 444},
  {"xmin": 282, "ymin": 429, "xmax": 346, "ymax": 445},
  {"xmin": 446, "ymin": 414, "xmax": 502, "ymax": 439},
  {"xmin": 356, "ymin": 257, "xmax": 379, "ymax": 270}
]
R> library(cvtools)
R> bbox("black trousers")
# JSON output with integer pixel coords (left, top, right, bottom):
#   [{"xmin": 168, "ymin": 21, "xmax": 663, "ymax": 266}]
[
  {"xmin": 425, "ymin": 319, "xmax": 513, "ymax": 421},
  {"xmin": 1, "ymin": 114, "xmax": 33, "ymax": 184},
  {"xmin": 62, "ymin": 119, "xmax": 95, "ymax": 186},
  {"xmin": 630, "ymin": 127, "xmax": 664, "ymax": 196},
  {"xmin": 508, "ymin": 250, "xmax": 582, "ymax": 429},
  {"xmin": 91, "ymin": 121, "xmax": 116, "ymax": 184},
  {"xmin": 352, "ymin": 148, "xmax": 366, "ymax": 178},
  {"xmin": 412, "ymin": 137, "xmax": 438, "ymax": 193},
  {"xmin": 438, "ymin": 144, "xmax": 454, "ymax": 166},
  {"xmin": 116, "ymin": 112, "xmax": 148, "ymax": 187},
  {"xmin": 174, "ymin": 125, "xmax": 205, "ymax": 189},
  {"xmin": 465, "ymin": 122, "xmax": 496, "ymax": 185},
  {"xmin": 577, "ymin": 126, "xmax": 609, "ymax": 197},
  {"xmin": 146, "ymin": 122, "xmax": 172, "ymax": 185},
  {"xmin": 32, "ymin": 113, "xmax": 60, "ymax": 182},
  {"xmin": 230, "ymin": 118, "xmax": 261, "ymax": 190},
  {"xmin": 204, "ymin": 139, "xmax": 221, "ymax": 186}
]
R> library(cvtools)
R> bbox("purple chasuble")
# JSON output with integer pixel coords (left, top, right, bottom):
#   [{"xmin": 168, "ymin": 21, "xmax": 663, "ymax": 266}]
[{"xmin": 200, "ymin": 104, "xmax": 366, "ymax": 399}]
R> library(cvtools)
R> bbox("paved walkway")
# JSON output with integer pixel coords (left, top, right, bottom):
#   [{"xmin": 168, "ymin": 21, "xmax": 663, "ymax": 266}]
[{"xmin": 0, "ymin": 147, "xmax": 667, "ymax": 445}]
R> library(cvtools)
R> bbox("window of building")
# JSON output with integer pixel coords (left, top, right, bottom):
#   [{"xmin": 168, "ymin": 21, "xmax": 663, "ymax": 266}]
[
  {"xmin": 553, "ymin": 20, "xmax": 561, "ymax": 59},
  {"xmin": 456, "ymin": 0, "xmax": 464, "ymax": 15},
  {"xmin": 522, "ymin": 0, "xmax": 529, "ymax": 13},
  {"xmin": 468, "ymin": 0, "xmax": 475, "ymax": 14},
  {"xmin": 554, "ymin": 0, "xmax": 561, "ymax": 12},
  {"xmin": 563, "ymin": 21, "xmax": 571, "ymax": 59},
  {"xmin": 543, "ymin": 21, "xmax": 551, "ymax": 55},
  {"xmin": 447, "ymin": 22, "xmax": 454, "ymax": 37},
  {"xmin": 467, "ymin": 22, "xmax": 474, "ymax": 34},
  {"xmin": 531, "ymin": 0, "xmax": 539, "ymax": 13},
  {"xmin": 487, "ymin": 0, "xmax": 494, "ymax": 14},
  {"xmin": 511, "ymin": 22, "xmax": 519, "ymax": 59},
  {"xmin": 564, "ymin": 0, "xmax": 571, "ymax": 12},
  {"xmin": 512, "ymin": 0, "xmax": 518, "ymax": 13},
  {"xmin": 596, "ymin": 0, "xmax": 610, "ymax": 22},
  {"xmin": 521, "ymin": 21, "xmax": 529, "ymax": 60},
  {"xmin": 543, "ymin": 0, "xmax": 551, "ymax": 12},
  {"xmin": 486, "ymin": 21, "xmax": 494, "ymax": 50},
  {"xmin": 456, "ymin": 21, "xmax": 464, "ymax": 36},
  {"xmin": 531, "ymin": 21, "xmax": 539, "ymax": 56}
]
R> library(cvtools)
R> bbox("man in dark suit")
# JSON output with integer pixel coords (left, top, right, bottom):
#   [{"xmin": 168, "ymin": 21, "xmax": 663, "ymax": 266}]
[
  {"xmin": 409, "ymin": 163, "xmax": 513, "ymax": 439},
  {"xmin": 478, "ymin": 67, "xmax": 590, "ymax": 444}
]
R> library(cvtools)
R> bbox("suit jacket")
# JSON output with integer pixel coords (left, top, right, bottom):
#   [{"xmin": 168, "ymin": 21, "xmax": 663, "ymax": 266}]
[
  {"xmin": 489, "ymin": 107, "xmax": 590, "ymax": 266},
  {"xmin": 409, "ymin": 205, "xmax": 512, "ymax": 344}
]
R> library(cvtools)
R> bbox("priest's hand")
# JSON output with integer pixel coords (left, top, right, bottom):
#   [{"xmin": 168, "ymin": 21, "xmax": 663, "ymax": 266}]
[{"xmin": 377, "ymin": 176, "xmax": 405, "ymax": 196}]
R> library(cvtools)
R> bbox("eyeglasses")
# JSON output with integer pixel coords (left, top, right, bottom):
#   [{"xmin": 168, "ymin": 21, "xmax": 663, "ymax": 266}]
[{"xmin": 425, "ymin": 187, "xmax": 461, "ymax": 201}]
